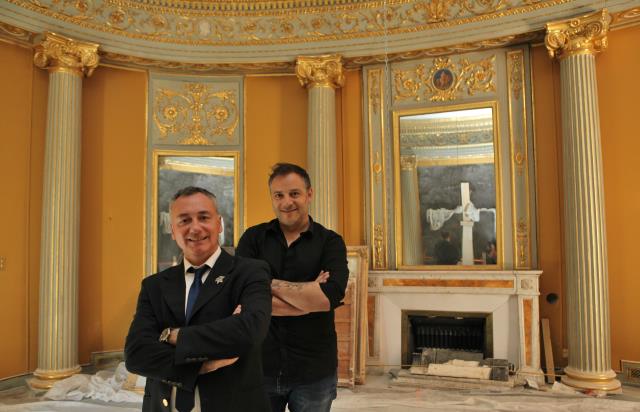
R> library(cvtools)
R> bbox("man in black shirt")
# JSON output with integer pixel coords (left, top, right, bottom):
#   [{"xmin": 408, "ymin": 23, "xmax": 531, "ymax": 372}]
[
  {"xmin": 434, "ymin": 231, "xmax": 460, "ymax": 265},
  {"xmin": 236, "ymin": 163, "xmax": 349, "ymax": 412}
]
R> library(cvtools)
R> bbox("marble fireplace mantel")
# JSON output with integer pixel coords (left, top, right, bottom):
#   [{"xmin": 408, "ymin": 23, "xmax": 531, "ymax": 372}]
[{"xmin": 367, "ymin": 270, "xmax": 544, "ymax": 385}]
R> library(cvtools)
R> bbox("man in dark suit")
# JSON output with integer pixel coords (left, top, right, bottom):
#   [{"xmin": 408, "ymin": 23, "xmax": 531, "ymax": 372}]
[{"xmin": 125, "ymin": 186, "xmax": 272, "ymax": 412}]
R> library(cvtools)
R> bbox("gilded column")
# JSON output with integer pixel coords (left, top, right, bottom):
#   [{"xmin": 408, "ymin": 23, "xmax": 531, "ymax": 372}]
[
  {"xmin": 546, "ymin": 10, "xmax": 621, "ymax": 393},
  {"xmin": 295, "ymin": 55, "xmax": 344, "ymax": 231},
  {"xmin": 31, "ymin": 32, "xmax": 99, "ymax": 389},
  {"xmin": 399, "ymin": 155, "xmax": 423, "ymax": 265}
]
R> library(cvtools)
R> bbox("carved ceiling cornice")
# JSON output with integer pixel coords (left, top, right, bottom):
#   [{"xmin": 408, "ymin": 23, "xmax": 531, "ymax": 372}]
[{"xmin": 0, "ymin": 1, "xmax": 639, "ymax": 71}]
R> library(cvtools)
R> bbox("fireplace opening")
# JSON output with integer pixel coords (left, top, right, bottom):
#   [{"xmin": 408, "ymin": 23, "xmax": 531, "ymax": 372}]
[{"xmin": 401, "ymin": 310, "xmax": 493, "ymax": 368}]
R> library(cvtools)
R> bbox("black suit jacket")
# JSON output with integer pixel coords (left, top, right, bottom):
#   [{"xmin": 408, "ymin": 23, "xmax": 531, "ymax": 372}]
[{"xmin": 125, "ymin": 249, "xmax": 272, "ymax": 412}]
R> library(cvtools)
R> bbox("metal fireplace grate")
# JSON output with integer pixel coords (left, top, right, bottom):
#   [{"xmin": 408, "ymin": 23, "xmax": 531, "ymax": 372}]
[{"xmin": 621, "ymin": 360, "xmax": 640, "ymax": 385}]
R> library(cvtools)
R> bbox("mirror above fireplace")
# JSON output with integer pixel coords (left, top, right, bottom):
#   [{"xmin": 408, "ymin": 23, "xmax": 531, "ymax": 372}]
[{"xmin": 393, "ymin": 102, "xmax": 502, "ymax": 269}]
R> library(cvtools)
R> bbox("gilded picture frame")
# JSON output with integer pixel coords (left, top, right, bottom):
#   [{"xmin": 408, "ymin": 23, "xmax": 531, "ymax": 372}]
[
  {"xmin": 392, "ymin": 101, "xmax": 503, "ymax": 270},
  {"xmin": 151, "ymin": 150, "xmax": 239, "ymax": 273}
]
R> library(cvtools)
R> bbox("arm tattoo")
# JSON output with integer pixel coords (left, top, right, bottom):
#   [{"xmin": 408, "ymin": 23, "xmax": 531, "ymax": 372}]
[{"xmin": 271, "ymin": 279, "xmax": 304, "ymax": 292}]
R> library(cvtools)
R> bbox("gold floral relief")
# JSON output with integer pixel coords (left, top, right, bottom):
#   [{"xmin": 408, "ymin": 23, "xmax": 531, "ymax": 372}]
[
  {"xmin": 368, "ymin": 70, "xmax": 381, "ymax": 115},
  {"xmin": 373, "ymin": 152, "xmax": 382, "ymax": 183},
  {"xmin": 508, "ymin": 52, "xmax": 523, "ymax": 100},
  {"xmin": 393, "ymin": 55, "xmax": 495, "ymax": 102},
  {"xmin": 373, "ymin": 224, "xmax": 386, "ymax": 269},
  {"xmin": 516, "ymin": 218, "xmax": 528, "ymax": 267},
  {"xmin": 7, "ymin": 0, "xmax": 570, "ymax": 46},
  {"xmin": 153, "ymin": 83, "xmax": 239, "ymax": 145}
]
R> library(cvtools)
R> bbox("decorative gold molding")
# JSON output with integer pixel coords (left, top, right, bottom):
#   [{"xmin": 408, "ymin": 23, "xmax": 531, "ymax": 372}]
[
  {"xmin": 508, "ymin": 52, "xmax": 523, "ymax": 100},
  {"xmin": 369, "ymin": 70, "xmax": 380, "ymax": 115},
  {"xmin": 545, "ymin": 9, "xmax": 610, "ymax": 60},
  {"xmin": 507, "ymin": 48, "xmax": 531, "ymax": 270},
  {"xmin": 516, "ymin": 218, "xmax": 529, "ymax": 267},
  {"xmin": 152, "ymin": 83, "xmax": 239, "ymax": 145},
  {"xmin": 611, "ymin": 7, "xmax": 640, "ymax": 29},
  {"xmin": 373, "ymin": 224, "xmax": 386, "ymax": 269},
  {"xmin": 295, "ymin": 54, "xmax": 344, "ymax": 89},
  {"xmin": 0, "ymin": 21, "xmax": 36, "ymax": 46},
  {"xmin": 101, "ymin": 51, "xmax": 294, "ymax": 73},
  {"xmin": 348, "ymin": 33, "xmax": 541, "ymax": 67},
  {"xmin": 33, "ymin": 32, "xmax": 99, "ymax": 76},
  {"xmin": 366, "ymin": 67, "xmax": 388, "ymax": 270},
  {"xmin": 393, "ymin": 55, "xmax": 495, "ymax": 103},
  {"xmin": 5, "ymin": 0, "xmax": 571, "ymax": 46}
]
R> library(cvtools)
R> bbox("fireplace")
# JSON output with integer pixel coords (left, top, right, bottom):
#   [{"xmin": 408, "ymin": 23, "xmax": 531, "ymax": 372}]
[
  {"xmin": 366, "ymin": 270, "xmax": 544, "ymax": 385},
  {"xmin": 401, "ymin": 310, "xmax": 493, "ymax": 367}
]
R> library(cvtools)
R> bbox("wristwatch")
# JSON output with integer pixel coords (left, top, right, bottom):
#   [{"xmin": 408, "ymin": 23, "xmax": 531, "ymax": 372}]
[{"xmin": 159, "ymin": 327, "xmax": 172, "ymax": 343}]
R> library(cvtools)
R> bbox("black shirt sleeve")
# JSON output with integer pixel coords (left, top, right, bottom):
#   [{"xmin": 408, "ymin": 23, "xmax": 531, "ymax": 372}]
[{"xmin": 318, "ymin": 232, "xmax": 349, "ymax": 309}]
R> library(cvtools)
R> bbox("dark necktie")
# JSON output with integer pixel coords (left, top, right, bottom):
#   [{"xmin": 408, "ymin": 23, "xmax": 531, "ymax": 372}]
[
  {"xmin": 176, "ymin": 264, "xmax": 209, "ymax": 412},
  {"xmin": 185, "ymin": 265, "xmax": 209, "ymax": 323}
]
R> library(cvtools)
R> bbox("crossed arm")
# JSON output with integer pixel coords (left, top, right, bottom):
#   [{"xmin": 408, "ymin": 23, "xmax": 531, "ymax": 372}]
[
  {"xmin": 271, "ymin": 271, "xmax": 330, "ymax": 316},
  {"xmin": 166, "ymin": 305, "xmax": 243, "ymax": 374},
  {"xmin": 124, "ymin": 267, "xmax": 271, "ymax": 389}
]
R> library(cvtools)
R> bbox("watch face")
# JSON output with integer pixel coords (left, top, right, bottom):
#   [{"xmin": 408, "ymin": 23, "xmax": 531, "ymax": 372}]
[{"xmin": 159, "ymin": 328, "xmax": 170, "ymax": 342}]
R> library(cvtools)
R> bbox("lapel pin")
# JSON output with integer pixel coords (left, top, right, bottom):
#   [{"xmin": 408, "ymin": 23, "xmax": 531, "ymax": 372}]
[{"xmin": 215, "ymin": 275, "xmax": 225, "ymax": 284}]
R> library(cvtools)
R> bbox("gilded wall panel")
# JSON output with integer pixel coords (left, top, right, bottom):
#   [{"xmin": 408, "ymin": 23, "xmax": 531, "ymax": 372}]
[
  {"xmin": 506, "ymin": 49, "xmax": 533, "ymax": 269},
  {"xmin": 391, "ymin": 54, "xmax": 497, "ymax": 105},
  {"xmin": 364, "ymin": 47, "xmax": 537, "ymax": 270},
  {"xmin": 149, "ymin": 75, "xmax": 241, "ymax": 146},
  {"xmin": 363, "ymin": 67, "xmax": 390, "ymax": 270},
  {"xmin": 145, "ymin": 73, "xmax": 244, "ymax": 274}
]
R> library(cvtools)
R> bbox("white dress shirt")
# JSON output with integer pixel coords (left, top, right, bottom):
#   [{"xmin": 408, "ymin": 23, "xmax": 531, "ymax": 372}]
[{"xmin": 171, "ymin": 247, "xmax": 221, "ymax": 412}]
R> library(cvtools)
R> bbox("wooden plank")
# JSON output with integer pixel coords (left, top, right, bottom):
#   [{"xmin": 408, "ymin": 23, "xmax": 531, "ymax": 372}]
[{"xmin": 541, "ymin": 318, "xmax": 555, "ymax": 384}]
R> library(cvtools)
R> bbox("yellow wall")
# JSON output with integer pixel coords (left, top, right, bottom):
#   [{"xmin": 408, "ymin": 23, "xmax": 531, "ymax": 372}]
[
  {"xmin": 531, "ymin": 45, "xmax": 567, "ymax": 365},
  {"xmin": 0, "ymin": 41, "xmax": 37, "ymax": 378},
  {"xmin": 597, "ymin": 25, "xmax": 640, "ymax": 369},
  {"xmin": 338, "ymin": 69, "xmax": 364, "ymax": 246},
  {"xmin": 79, "ymin": 66, "xmax": 147, "ymax": 362},
  {"xmin": 532, "ymin": 24, "xmax": 640, "ymax": 369},
  {"xmin": 244, "ymin": 75, "xmax": 308, "ymax": 227}
]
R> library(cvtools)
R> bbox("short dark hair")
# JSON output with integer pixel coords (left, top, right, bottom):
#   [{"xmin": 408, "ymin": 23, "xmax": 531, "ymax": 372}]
[
  {"xmin": 268, "ymin": 163, "xmax": 311, "ymax": 189},
  {"xmin": 171, "ymin": 186, "xmax": 218, "ymax": 211}
]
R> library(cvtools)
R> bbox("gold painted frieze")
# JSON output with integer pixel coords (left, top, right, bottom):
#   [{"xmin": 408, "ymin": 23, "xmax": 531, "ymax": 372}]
[{"xmin": 6, "ymin": 0, "xmax": 576, "ymax": 45}]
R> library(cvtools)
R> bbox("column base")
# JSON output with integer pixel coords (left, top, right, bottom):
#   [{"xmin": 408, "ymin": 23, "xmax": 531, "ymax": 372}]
[
  {"xmin": 562, "ymin": 366, "xmax": 622, "ymax": 394},
  {"xmin": 29, "ymin": 365, "xmax": 82, "ymax": 389},
  {"xmin": 516, "ymin": 366, "xmax": 545, "ymax": 387}
]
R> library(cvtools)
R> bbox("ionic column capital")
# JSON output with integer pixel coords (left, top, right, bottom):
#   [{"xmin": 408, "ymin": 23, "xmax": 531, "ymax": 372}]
[
  {"xmin": 34, "ymin": 32, "xmax": 100, "ymax": 77},
  {"xmin": 295, "ymin": 54, "xmax": 344, "ymax": 89},
  {"xmin": 545, "ymin": 9, "xmax": 610, "ymax": 60}
]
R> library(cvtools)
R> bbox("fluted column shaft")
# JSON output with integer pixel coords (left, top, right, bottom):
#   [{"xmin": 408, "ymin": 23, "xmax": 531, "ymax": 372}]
[
  {"xmin": 400, "ymin": 156, "xmax": 423, "ymax": 265},
  {"xmin": 546, "ymin": 10, "xmax": 620, "ymax": 393},
  {"xmin": 296, "ymin": 55, "xmax": 344, "ymax": 231},
  {"xmin": 31, "ymin": 33, "xmax": 99, "ymax": 389}
]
